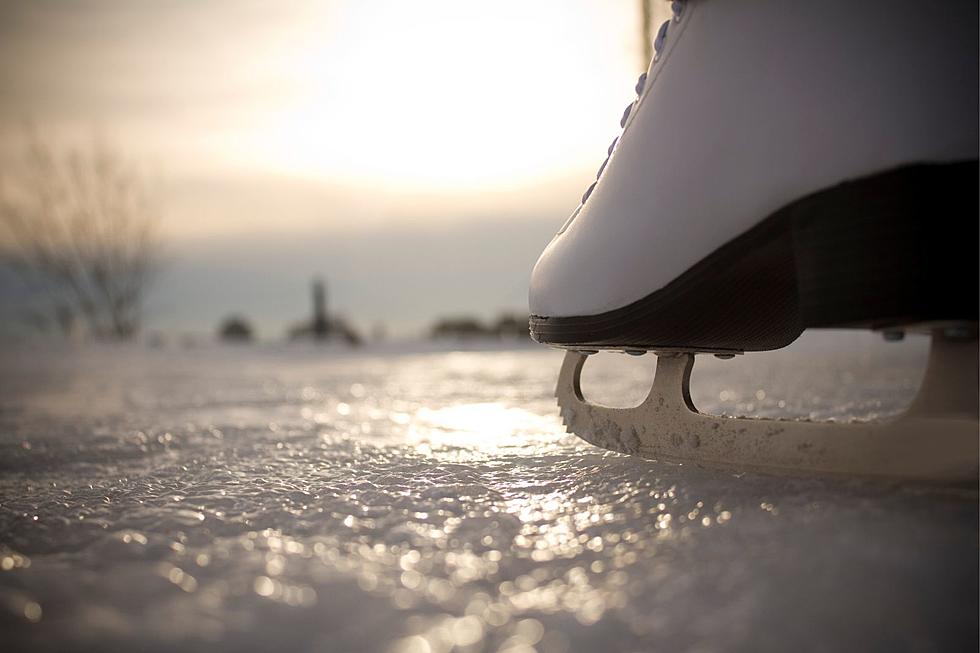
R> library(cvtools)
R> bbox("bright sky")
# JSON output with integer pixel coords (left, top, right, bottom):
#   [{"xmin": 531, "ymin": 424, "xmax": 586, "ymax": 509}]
[{"xmin": 0, "ymin": 0, "xmax": 670, "ymax": 337}]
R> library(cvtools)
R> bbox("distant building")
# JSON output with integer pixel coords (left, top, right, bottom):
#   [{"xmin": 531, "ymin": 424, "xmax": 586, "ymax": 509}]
[
  {"xmin": 429, "ymin": 313, "xmax": 530, "ymax": 340},
  {"xmin": 219, "ymin": 315, "xmax": 253, "ymax": 342},
  {"xmin": 288, "ymin": 277, "xmax": 362, "ymax": 345},
  {"xmin": 312, "ymin": 279, "xmax": 328, "ymax": 340},
  {"xmin": 430, "ymin": 317, "xmax": 487, "ymax": 339},
  {"xmin": 493, "ymin": 314, "xmax": 530, "ymax": 339}
]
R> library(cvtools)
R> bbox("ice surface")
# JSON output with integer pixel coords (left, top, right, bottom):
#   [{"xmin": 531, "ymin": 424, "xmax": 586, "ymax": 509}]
[{"xmin": 0, "ymin": 335, "xmax": 975, "ymax": 652}]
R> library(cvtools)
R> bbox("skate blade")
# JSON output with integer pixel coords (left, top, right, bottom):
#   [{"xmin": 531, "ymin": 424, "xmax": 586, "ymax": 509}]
[{"xmin": 555, "ymin": 333, "xmax": 979, "ymax": 482}]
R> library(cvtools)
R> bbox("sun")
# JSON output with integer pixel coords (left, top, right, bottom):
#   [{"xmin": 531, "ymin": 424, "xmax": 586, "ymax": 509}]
[{"xmin": 238, "ymin": 0, "xmax": 645, "ymax": 192}]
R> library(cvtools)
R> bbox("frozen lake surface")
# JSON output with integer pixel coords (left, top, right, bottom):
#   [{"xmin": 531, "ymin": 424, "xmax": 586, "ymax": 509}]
[{"xmin": 0, "ymin": 334, "xmax": 976, "ymax": 652}]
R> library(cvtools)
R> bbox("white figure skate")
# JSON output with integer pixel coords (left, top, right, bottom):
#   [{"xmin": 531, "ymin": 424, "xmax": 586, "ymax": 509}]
[{"xmin": 529, "ymin": 0, "xmax": 978, "ymax": 481}]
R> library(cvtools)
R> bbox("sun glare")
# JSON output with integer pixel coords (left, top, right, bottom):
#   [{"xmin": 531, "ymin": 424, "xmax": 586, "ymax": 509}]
[
  {"xmin": 413, "ymin": 402, "xmax": 560, "ymax": 454},
  {"xmin": 246, "ymin": 1, "xmax": 642, "ymax": 191}
]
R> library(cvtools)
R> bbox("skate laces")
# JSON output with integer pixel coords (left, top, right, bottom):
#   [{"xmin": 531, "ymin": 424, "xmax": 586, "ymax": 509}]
[{"xmin": 568, "ymin": 1, "xmax": 685, "ymax": 218}]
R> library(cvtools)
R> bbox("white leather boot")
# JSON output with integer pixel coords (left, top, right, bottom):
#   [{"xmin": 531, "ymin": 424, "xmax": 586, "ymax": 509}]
[
  {"xmin": 529, "ymin": 0, "xmax": 978, "ymax": 481},
  {"xmin": 529, "ymin": 0, "xmax": 977, "ymax": 352}
]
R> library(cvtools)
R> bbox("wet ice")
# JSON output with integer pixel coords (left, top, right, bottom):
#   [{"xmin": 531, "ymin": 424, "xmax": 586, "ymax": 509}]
[{"xmin": 0, "ymin": 337, "xmax": 975, "ymax": 652}]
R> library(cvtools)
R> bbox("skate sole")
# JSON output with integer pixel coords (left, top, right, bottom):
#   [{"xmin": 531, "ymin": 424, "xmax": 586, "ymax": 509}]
[{"xmin": 530, "ymin": 161, "xmax": 979, "ymax": 351}]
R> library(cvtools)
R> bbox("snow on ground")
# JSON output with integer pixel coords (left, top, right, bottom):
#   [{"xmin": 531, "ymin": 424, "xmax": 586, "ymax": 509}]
[{"xmin": 0, "ymin": 334, "xmax": 975, "ymax": 652}]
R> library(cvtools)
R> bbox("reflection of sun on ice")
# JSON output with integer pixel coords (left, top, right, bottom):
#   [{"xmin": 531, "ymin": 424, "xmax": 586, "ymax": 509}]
[{"xmin": 412, "ymin": 402, "xmax": 559, "ymax": 452}]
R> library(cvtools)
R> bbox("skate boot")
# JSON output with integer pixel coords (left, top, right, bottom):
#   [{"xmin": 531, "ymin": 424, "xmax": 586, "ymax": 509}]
[{"xmin": 528, "ymin": 0, "xmax": 978, "ymax": 481}]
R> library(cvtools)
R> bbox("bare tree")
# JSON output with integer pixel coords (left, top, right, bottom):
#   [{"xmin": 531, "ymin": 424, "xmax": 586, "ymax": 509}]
[
  {"xmin": 0, "ymin": 131, "xmax": 162, "ymax": 339},
  {"xmin": 640, "ymin": 0, "xmax": 654, "ymax": 68},
  {"xmin": 639, "ymin": 1, "xmax": 673, "ymax": 68}
]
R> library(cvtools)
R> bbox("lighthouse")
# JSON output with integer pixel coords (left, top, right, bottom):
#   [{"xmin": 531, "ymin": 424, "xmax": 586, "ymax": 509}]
[{"xmin": 312, "ymin": 279, "xmax": 328, "ymax": 340}]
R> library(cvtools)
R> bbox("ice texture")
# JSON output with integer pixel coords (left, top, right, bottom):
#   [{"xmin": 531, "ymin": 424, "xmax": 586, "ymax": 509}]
[{"xmin": 0, "ymin": 337, "xmax": 975, "ymax": 652}]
